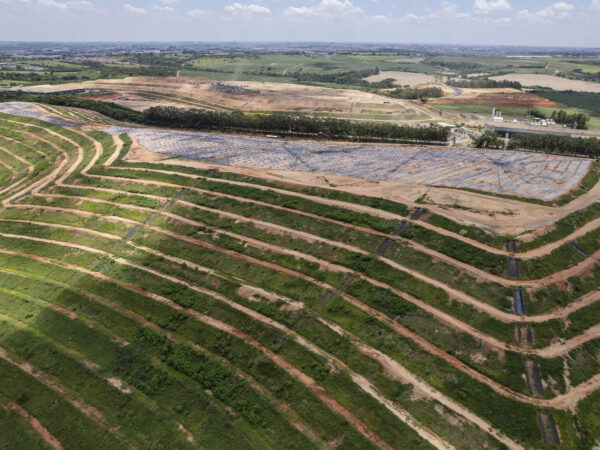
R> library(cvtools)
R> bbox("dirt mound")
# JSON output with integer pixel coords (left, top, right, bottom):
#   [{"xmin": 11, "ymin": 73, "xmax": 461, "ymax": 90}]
[
  {"xmin": 431, "ymin": 93, "xmax": 558, "ymax": 108},
  {"xmin": 76, "ymin": 93, "xmax": 121, "ymax": 102}
]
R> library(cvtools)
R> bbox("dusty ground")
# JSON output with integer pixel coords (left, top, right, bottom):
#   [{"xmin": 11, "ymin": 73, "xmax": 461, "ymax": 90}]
[
  {"xmin": 122, "ymin": 142, "xmax": 596, "ymax": 236},
  {"xmin": 430, "ymin": 91, "xmax": 559, "ymax": 108},
  {"xmin": 25, "ymin": 77, "xmax": 433, "ymax": 121},
  {"xmin": 97, "ymin": 94, "xmax": 186, "ymax": 111},
  {"xmin": 490, "ymin": 74, "xmax": 600, "ymax": 92},
  {"xmin": 363, "ymin": 71, "xmax": 437, "ymax": 86}
]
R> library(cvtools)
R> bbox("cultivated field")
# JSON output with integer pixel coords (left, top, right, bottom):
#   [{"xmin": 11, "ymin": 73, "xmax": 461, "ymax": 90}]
[
  {"xmin": 1, "ymin": 103, "xmax": 600, "ymax": 448},
  {"xmin": 363, "ymin": 71, "xmax": 437, "ymax": 86},
  {"xmin": 490, "ymin": 74, "xmax": 600, "ymax": 92},
  {"xmin": 430, "ymin": 91, "xmax": 559, "ymax": 108}
]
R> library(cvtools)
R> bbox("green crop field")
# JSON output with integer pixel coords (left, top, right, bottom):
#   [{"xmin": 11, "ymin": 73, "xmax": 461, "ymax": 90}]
[{"xmin": 0, "ymin": 102, "xmax": 598, "ymax": 449}]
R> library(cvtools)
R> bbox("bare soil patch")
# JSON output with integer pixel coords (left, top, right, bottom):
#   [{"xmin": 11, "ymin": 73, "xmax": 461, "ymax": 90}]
[
  {"xmin": 364, "ymin": 72, "xmax": 437, "ymax": 86},
  {"xmin": 490, "ymin": 74, "xmax": 600, "ymax": 92},
  {"xmin": 24, "ymin": 76, "xmax": 429, "ymax": 120},
  {"xmin": 431, "ymin": 92, "xmax": 558, "ymax": 108}
]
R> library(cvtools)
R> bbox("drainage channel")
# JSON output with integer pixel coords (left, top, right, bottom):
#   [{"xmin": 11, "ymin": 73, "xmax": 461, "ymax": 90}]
[
  {"xmin": 506, "ymin": 240, "xmax": 521, "ymax": 279},
  {"xmin": 508, "ymin": 241, "xmax": 561, "ymax": 445},
  {"xmin": 274, "ymin": 273, "xmax": 358, "ymax": 347},
  {"xmin": 513, "ymin": 288, "xmax": 526, "ymax": 316},
  {"xmin": 374, "ymin": 220, "xmax": 410, "ymax": 256},
  {"xmin": 126, "ymin": 187, "xmax": 187, "ymax": 239},
  {"xmin": 410, "ymin": 208, "xmax": 426, "ymax": 221},
  {"xmin": 569, "ymin": 241, "xmax": 589, "ymax": 257},
  {"xmin": 525, "ymin": 360, "xmax": 545, "ymax": 396},
  {"xmin": 508, "ymin": 257, "xmax": 520, "ymax": 279},
  {"xmin": 516, "ymin": 325, "xmax": 534, "ymax": 346},
  {"xmin": 538, "ymin": 412, "xmax": 561, "ymax": 445}
]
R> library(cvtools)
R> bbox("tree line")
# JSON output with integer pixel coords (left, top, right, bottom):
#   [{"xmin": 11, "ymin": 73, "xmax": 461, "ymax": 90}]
[
  {"xmin": 0, "ymin": 91, "xmax": 145, "ymax": 121},
  {"xmin": 472, "ymin": 129, "xmax": 600, "ymax": 157},
  {"xmin": 142, "ymin": 106, "xmax": 450, "ymax": 143},
  {"xmin": 508, "ymin": 133, "xmax": 600, "ymax": 157},
  {"xmin": 446, "ymin": 79, "xmax": 522, "ymax": 89},
  {"xmin": 551, "ymin": 110, "xmax": 589, "ymax": 129},
  {"xmin": 529, "ymin": 108, "xmax": 589, "ymax": 129},
  {"xmin": 0, "ymin": 91, "xmax": 449, "ymax": 143},
  {"xmin": 384, "ymin": 86, "xmax": 444, "ymax": 100}
]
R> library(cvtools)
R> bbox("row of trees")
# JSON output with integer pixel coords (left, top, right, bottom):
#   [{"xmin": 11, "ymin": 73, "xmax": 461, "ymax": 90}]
[
  {"xmin": 473, "ymin": 130, "xmax": 600, "ymax": 158},
  {"xmin": 143, "ymin": 106, "xmax": 450, "ymax": 143},
  {"xmin": 0, "ymin": 91, "xmax": 449, "ymax": 143},
  {"xmin": 288, "ymin": 68, "xmax": 380, "ymax": 86},
  {"xmin": 508, "ymin": 133, "xmax": 600, "ymax": 157},
  {"xmin": 0, "ymin": 91, "xmax": 145, "ymax": 121},
  {"xmin": 551, "ymin": 110, "xmax": 589, "ymax": 129},
  {"xmin": 472, "ymin": 131, "xmax": 505, "ymax": 149},
  {"xmin": 529, "ymin": 108, "xmax": 589, "ymax": 129},
  {"xmin": 385, "ymin": 86, "xmax": 444, "ymax": 100},
  {"xmin": 446, "ymin": 79, "xmax": 522, "ymax": 89}
]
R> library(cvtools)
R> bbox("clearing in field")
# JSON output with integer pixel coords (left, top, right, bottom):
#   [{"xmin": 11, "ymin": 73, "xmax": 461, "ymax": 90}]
[
  {"xmin": 429, "ymin": 91, "xmax": 559, "ymax": 108},
  {"xmin": 490, "ymin": 74, "xmax": 600, "ymax": 92},
  {"xmin": 105, "ymin": 125, "xmax": 590, "ymax": 201},
  {"xmin": 363, "ymin": 71, "xmax": 437, "ymax": 86}
]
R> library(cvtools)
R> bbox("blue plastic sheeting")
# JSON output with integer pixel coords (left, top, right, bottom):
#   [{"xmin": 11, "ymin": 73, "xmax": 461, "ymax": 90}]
[
  {"xmin": 104, "ymin": 126, "xmax": 591, "ymax": 201},
  {"xmin": 513, "ymin": 289, "xmax": 526, "ymax": 315},
  {"xmin": 0, "ymin": 102, "xmax": 80, "ymax": 127}
]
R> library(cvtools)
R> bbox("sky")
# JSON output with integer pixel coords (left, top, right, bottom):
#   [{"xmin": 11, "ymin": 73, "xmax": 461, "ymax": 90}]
[{"xmin": 0, "ymin": 0, "xmax": 599, "ymax": 46}]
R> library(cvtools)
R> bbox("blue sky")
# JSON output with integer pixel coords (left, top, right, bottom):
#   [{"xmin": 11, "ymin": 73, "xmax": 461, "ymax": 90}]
[{"xmin": 0, "ymin": 0, "xmax": 599, "ymax": 46}]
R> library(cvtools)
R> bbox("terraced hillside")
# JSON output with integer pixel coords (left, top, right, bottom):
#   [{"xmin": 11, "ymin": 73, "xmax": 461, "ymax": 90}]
[{"xmin": 1, "ymin": 104, "xmax": 600, "ymax": 449}]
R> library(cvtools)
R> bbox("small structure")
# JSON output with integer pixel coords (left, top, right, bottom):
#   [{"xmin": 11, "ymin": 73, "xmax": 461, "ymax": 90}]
[{"xmin": 491, "ymin": 107, "xmax": 503, "ymax": 122}]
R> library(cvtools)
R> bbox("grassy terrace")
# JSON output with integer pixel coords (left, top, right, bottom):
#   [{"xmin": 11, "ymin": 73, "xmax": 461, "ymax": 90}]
[{"xmin": 0, "ymin": 109, "xmax": 600, "ymax": 448}]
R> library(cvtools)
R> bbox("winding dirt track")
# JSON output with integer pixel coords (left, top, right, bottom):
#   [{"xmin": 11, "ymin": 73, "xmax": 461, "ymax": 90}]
[
  {"xmin": 0, "ymin": 392, "xmax": 65, "ymax": 450},
  {"xmin": 3, "ymin": 114, "xmax": 600, "ymax": 447},
  {"xmin": 0, "ymin": 262, "xmax": 323, "ymax": 446},
  {"xmin": 3, "ymin": 125, "xmax": 596, "ymax": 406},
  {"xmin": 4, "ymin": 124, "xmax": 596, "ymax": 361},
  {"xmin": 0, "ymin": 238, "xmax": 515, "ymax": 449},
  {"xmin": 43, "ymin": 179, "xmax": 600, "ymax": 322},
  {"xmin": 75, "ymin": 166, "xmax": 600, "ymax": 292},
  {"xmin": 0, "ymin": 118, "xmax": 520, "ymax": 445},
  {"xmin": 111, "ymin": 165, "xmax": 600, "ymax": 260},
  {"xmin": 21, "ymin": 189, "xmax": 600, "ymax": 358},
  {"xmin": 0, "ymin": 226, "xmax": 587, "ymax": 413},
  {"xmin": 0, "ymin": 125, "xmax": 438, "ymax": 449},
  {"xmin": 0, "ymin": 245, "xmax": 393, "ymax": 450},
  {"xmin": 0, "ymin": 346, "xmax": 127, "ymax": 443}
]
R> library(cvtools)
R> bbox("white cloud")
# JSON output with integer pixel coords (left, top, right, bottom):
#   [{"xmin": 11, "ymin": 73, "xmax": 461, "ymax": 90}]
[
  {"xmin": 473, "ymin": 0, "xmax": 511, "ymax": 14},
  {"xmin": 37, "ymin": 0, "xmax": 91, "ymax": 9},
  {"xmin": 39, "ymin": 0, "xmax": 67, "ymax": 8},
  {"xmin": 224, "ymin": 3, "xmax": 271, "ymax": 14},
  {"xmin": 371, "ymin": 15, "xmax": 389, "ymax": 22},
  {"xmin": 124, "ymin": 4, "xmax": 147, "ymax": 14},
  {"xmin": 552, "ymin": 2, "xmax": 573, "ymax": 10},
  {"xmin": 516, "ymin": 2, "xmax": 574, "ymax": 21},
  {"xmin": 400, "ymin": 2, "xmax": 472, "ymax": 22},
  {"xmin": 159, "ymin": 0, "xmax": 178, "ymax": 3},
  {"xmin": 592, "ymin": 0, "xmax": 600, "ymax": 10},
  {"xmin": 186, "ymin": 8, "xmax": 207, "ymax": 17},
  {"xmin": 284, "ymin": 0, "xmax": 363, "ymax": 17},
  {"xmin": 152, "ymin": 5, "xmax": 173, "ymax": 12}
]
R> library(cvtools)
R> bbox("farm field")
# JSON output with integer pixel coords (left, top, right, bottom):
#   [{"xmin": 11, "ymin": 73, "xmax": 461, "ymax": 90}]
[
  {"xmin": 363, "ymin": 71, "xmax": 438, "ymax": 86},
  {"xmin": 0, "ymin": 102, "xmax": 600, "ymax": 448},
  {"xmin": 490, "ymin": 74, "xmax": 600, "ymax": 93}
]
